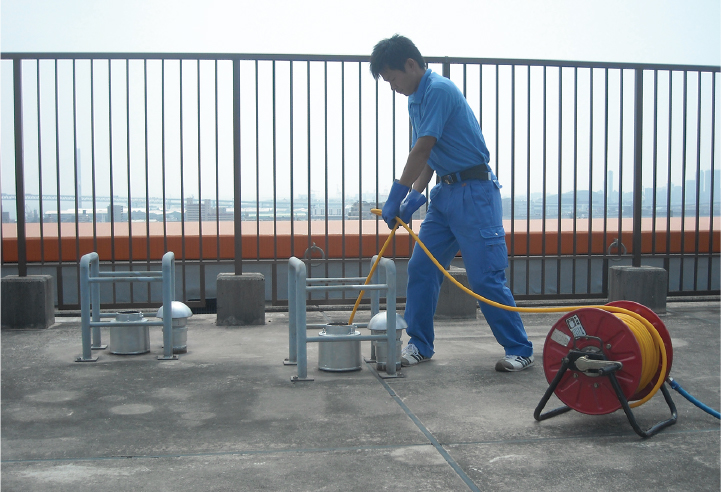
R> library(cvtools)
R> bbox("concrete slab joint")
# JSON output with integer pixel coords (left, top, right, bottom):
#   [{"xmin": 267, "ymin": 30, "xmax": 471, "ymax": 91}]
[
  {"xmin": 1, "ymin": 275, "xmax": 55, "ymax": 329},
  {"xmin": 608, "ymin": 265, "xmax": 668, "ymax": 314},
  {"xmin": 435, "ymin": 266, "xmax": 478, "ymax": 319},
  {"xmin": 216, "ymin": 272, "xmax": 266, "ymax": 326}
]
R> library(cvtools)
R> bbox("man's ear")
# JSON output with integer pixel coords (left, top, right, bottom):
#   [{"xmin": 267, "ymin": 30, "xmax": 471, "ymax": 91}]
[{"xmin": 405, "ymin": 58, "xmax": 416, "ymax": 72}]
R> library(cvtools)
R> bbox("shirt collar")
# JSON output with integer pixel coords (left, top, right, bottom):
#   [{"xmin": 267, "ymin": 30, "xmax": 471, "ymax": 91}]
[{"xmin": 408, "ymin": 69, "xmax": 432, "ymax": 105}]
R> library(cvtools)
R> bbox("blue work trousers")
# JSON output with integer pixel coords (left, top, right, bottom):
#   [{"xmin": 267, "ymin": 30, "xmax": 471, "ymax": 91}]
[{"xmin": 403, "ymin": 179, "xmax": 533, "ymax": 359}]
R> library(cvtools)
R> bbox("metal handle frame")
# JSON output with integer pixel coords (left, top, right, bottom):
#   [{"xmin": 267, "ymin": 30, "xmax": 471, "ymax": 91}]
[
  {"xmin": 286, "ymin": 255, "xmax": 400, "ymax": 382},
  {"xmin": 76, "ymin": 251, "xmax": 178, "ymax": 362}
]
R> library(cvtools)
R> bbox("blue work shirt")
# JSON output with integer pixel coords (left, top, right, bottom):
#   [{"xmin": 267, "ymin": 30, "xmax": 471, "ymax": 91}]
[{"xmin": 408, "ymin": 69, "xmax": 491, "ymax": 177}]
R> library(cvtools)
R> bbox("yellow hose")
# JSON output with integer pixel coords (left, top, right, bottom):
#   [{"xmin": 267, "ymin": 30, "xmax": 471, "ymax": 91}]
[
  {"xmin": 347, "ymin": 222, "xmax": 399, "ymax": 325},
  {"xmin": 356, "ymin": 209, "xmax": 667, "ymax": 408}
]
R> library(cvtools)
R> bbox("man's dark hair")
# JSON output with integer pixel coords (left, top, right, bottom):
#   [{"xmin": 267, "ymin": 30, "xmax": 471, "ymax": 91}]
[{"xmin": 370, "ymin": 34, "xmax": 426, "ymax": 80}]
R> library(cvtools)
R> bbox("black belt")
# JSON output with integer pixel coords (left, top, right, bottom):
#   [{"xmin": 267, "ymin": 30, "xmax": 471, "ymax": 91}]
[{"xmin": 440, "ymin": 165, "xmax": 492, "ymax": 184}]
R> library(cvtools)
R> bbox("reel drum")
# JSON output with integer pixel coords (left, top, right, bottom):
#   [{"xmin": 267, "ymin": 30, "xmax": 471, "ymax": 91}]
[
  {"xmin": 542, "ymin": 308, "xmax": 644, "ymax": 415},
  {"xmin": 605, "ymin": 300, "xmax": 673, "ymax": 401}
]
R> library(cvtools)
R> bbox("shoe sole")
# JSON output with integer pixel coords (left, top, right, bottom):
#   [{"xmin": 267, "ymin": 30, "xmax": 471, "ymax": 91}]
[
  {"xmin": 495, "ymin": 360, "xmax": 534, "ymax": 372},
  {"xmin": 401, "ymin": 356, "xmax": 431, "ymax": 367}
]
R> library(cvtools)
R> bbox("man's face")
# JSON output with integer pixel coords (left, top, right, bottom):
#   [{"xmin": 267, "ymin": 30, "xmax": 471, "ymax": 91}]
[{"xmin": 379, "ymin": 59, "xmax": 423, "ymax": 96}]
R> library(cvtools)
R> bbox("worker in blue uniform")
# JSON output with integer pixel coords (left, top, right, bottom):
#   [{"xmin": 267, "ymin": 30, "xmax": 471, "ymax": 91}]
[{"xmin": 370, "ymin": 34, "xmax": 534, "ymax": 372}]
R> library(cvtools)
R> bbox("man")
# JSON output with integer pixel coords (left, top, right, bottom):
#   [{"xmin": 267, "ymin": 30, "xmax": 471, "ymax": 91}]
[{"xmin": 370, "ymin": 34, "xmax": 534, "ymax": 372}]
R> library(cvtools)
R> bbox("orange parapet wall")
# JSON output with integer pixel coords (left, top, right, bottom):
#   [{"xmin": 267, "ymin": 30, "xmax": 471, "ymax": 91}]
[{"xmin": 2, "ymin": 217, "xmax": 719, "ymax": 263}]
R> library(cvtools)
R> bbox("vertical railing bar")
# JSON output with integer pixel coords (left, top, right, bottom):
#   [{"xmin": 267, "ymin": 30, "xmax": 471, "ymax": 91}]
[
  {"xmin": 679, "ymin": 71, "xmax": 688, "ymax": 291},
  {"xmin": 341, "ymin": 62, "xmax": 346, "ymax": 294},
  {"xmin": 197, "ymin": 59, "xmax": 205, "ymax": 305},
  {"xmin": 107, "ymin": 59, "xmax": 116, "ymax": 304},
  {"xmin": 495, "ymin": 65, "xmax": 499, "ymax": 177},
  {"xmin": 37, "ymin": 59, "xmax": 46, "ymax": 262},
  {"xmin": 510, "ymin": 65, "xmax": 515, "ymax": 291},
  {"xmin": 53, "ymin": 59, "xmax": 62, "ymax": 277},
  {"xmin": 272, "ymin": 61, "xmax": 278, "ymax": 289},
  {"xmin": 409, "ymin": 93, "xmax": 413, "ymax": 255},
  {"xmin": 651, "ymin": 70, "xmax": 659, "ymax": 255},
  {"xmin": 541, "ymin": 66, "xmax": 547, "ymax": 295},
  {"xmin": 707, "ymin": 73, "xmax": 716, "ymax": 291},
  {"xmin": 306, "ymin": 61, "xmax": 312, "ymax": 279},
  {"xmin": 525, "ymin": 65, "xmax": 531, "ymax": 296},
  {"xmin": 255, "ymin": 60, "xmax": 261, "ymax": 263},
  {"xmin": 215, "ymin": 60, "xmax": 221, "ymax": 263},
  {"xmin": 587, "ymin": 68, "xmax": 594, "ymax": 294},
  {"xmin": 479, "ymin": 63, "xmax": 484, "ymax": 130},
  {"xmin": 324, "ymin": 61, "xmax": 330, "ymax": 290},
  {"xmin": 144, "ymin": 59, "xmax": 151, "ymax": 301},
  {"xmin": 556, "ymin": 66, "xmax": 562, "ymax": 295},
  {"xmin": 162, "ymin": 60, "xmax": 168, "ymax": 254},
  {"xmin": 374, "ymin": 76, "xmax": 379, "ymax": 256},
  {"xmin": 602, "ymin": 68, "xmax": 609, "ymax": 296},
  {"xmin": 617, "ymin": 69, "xmax": 624, "ymax": 267},
  {"xmin": 463, "ymin": 63, "xmax": 467, "ymax": 97},
  {"xmin": 358, "ymin": 61, "xmax": 363, "ymax": 276},
  {"xmin": 572, "ymin": 66, "xmax": 578, "ymax": 293},
  {"xmin": 179, "ymin": 60, "xmax": 187, "ymax": 298},
  {"xmin": 289, "ymin": 61, "xmax": 294, "ymax": 258},
  {"xmin": 693, "ymin": 71, "xmax": 702, "ymax": 290},
  {"xmin": 233, "ymin": 58, "xmax": 242, "ymax": 273},
  {"xmin": 632, "ymin": 68, "xmax": 643, "ymax": 268},
  {"xmin": 665, "ymin": 71, "xmax": 673, "ymax": 278},
  {"xmin": 56, "ymin": 59, "xmax": 67, "ymax": 303},
  {"xmin": 13, "ymin": 58, "xmax": 27, "ymax": 276},
  {"xmin": 72, "ymin": 59, "xmax": 81, "ymax": 301},
  {"xmin": 392, "ymin": 83, "xmax": 402, "ymax": 261},
  {"xmin": 391, "ymin": 72, "xmax": 397, "ymax": 260},
  {"xmin": 126, "ymin": 59, "xmax": 134, "ymax": 303}
]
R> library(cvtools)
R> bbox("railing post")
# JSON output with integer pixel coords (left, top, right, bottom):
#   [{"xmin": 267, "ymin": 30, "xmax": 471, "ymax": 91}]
[
  {"xmin": 90, "ymin": 255, "xmax": 105, "ymax": 349},
  {"xmin": 233, "ymin": 58, "xmax": 243, "ymax": 275},
  {"xmin": 442, "ymin": 57, "xmax": 450, "ymax": 79},
  {"xmin": 632, "ymin": 68, "xmax": 644, "ymax": 268},
  {"xmin": 158, "ymin": 251, "xmax": 178, "ymax": 360},
  {"xmin": 13, "ymin": 58, "xmax": 27, "ymax": 277},
  {"xmin": 382, "ymin": 257, "xmax": 397, "ymax": 377}
]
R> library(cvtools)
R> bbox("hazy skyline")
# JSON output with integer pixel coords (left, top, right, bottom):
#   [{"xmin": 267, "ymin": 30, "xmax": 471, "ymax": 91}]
[
  {"xmin": 2, "ymin": 1, "xmax": 719, "ymax": 65},
  {"xmin": 2, "ymin": 1, "xmax": 719, "ymax": 219}
]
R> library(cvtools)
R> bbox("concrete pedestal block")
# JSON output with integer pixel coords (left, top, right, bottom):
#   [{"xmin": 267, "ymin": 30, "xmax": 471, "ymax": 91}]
[
  {"xmin": 1, "ymin": 275, "xmax": 55, "ymax": 329},
  {"xmin": 434, "ymin": 267, "xmax": 478, "ymax": 319},
  {"xmin": 608, "ymin": 265, "xmax": 668, "ymax": 314},
  {"xmin": 216, "ymin": 273, "xmax": 266, "ymax": 326}
]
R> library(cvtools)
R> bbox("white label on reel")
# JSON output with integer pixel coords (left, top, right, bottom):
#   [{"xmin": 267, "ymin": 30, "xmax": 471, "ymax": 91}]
[
  {"xmin": 550, "ymin": 328, "xmax": 571, "ymax": 347},
  {"xmin": 565, "ymin": 314, "xmax": 587, "ymax": 338}
]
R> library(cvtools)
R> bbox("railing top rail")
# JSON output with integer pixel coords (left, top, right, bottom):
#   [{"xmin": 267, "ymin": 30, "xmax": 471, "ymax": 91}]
[{"xmin": 1, "ymin": 51, "xmax": 719, "ymax": 73}]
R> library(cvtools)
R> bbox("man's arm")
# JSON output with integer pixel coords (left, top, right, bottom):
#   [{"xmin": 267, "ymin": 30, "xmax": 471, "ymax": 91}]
[
  {"xmin": 412, "ymin": 163, "xmax": 435, "ymax": 193},
  {"xmin": 398, "ymin": 136, "xmax": 436, "ymax": 187}
]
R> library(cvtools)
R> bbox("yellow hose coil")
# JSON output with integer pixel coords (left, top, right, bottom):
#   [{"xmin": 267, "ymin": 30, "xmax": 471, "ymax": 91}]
[{"xmin": 349, "ymin": 210, "xmax": 667, "ymax": 408}]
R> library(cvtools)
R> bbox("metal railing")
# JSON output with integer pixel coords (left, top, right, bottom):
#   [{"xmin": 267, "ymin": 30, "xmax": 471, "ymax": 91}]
[{"xmin": 1, "ymin": 52, "xmax": 719, "ymax": 309}]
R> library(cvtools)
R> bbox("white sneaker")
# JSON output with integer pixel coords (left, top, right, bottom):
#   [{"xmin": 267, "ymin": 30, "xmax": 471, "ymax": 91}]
[
  {"xmin": 401, "ymin": 343, "xmax": 431, "ymax": 367},
  {"xmin": 495, "ymin": 354, "xmax": 534, "ymax": 372}
]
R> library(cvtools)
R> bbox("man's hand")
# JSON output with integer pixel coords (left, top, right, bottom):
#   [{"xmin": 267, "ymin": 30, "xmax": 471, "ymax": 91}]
[
  {"xmin": 381, "ymin": 180, "xmax": 410, "ymax": 229},
  {"xmin": 399, "ymin": 189, "xmax": 427, "ymax": 224}
]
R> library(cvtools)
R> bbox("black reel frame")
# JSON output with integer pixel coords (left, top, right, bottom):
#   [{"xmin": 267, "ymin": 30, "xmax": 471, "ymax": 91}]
[{"xmin": 534, "ymin": 349, "xmax": 678, "ymax": 438}]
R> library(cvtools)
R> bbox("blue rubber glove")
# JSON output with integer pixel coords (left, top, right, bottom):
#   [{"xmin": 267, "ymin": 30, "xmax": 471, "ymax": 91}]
[
  {"xmin": 381, "ymin": 180, "xmax": 410, "ymax": 229},
  {"xmin": 399, "ymin": 189, "xmax": 427, "ymax": 224}
]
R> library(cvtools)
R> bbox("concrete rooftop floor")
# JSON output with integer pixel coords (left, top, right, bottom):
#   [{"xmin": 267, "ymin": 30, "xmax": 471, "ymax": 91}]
[{"xmin": 2, "ymin": 300, "xmax": 720, "ymax": 491}]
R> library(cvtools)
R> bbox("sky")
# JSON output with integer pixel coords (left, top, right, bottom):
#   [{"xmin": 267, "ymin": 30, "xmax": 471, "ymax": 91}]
[
  {"xmin": 2, "ymin": 0, "xmax": 719, "ymax": 65},
  {"xmin": 1, "ymin": 1, "xmax": 719, "ymax": 212}
]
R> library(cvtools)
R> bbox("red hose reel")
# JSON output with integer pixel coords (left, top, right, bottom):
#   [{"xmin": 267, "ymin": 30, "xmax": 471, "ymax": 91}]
[{"xmin": 535, "ymin": 301, "xmax": 678, "ymax": 437}]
